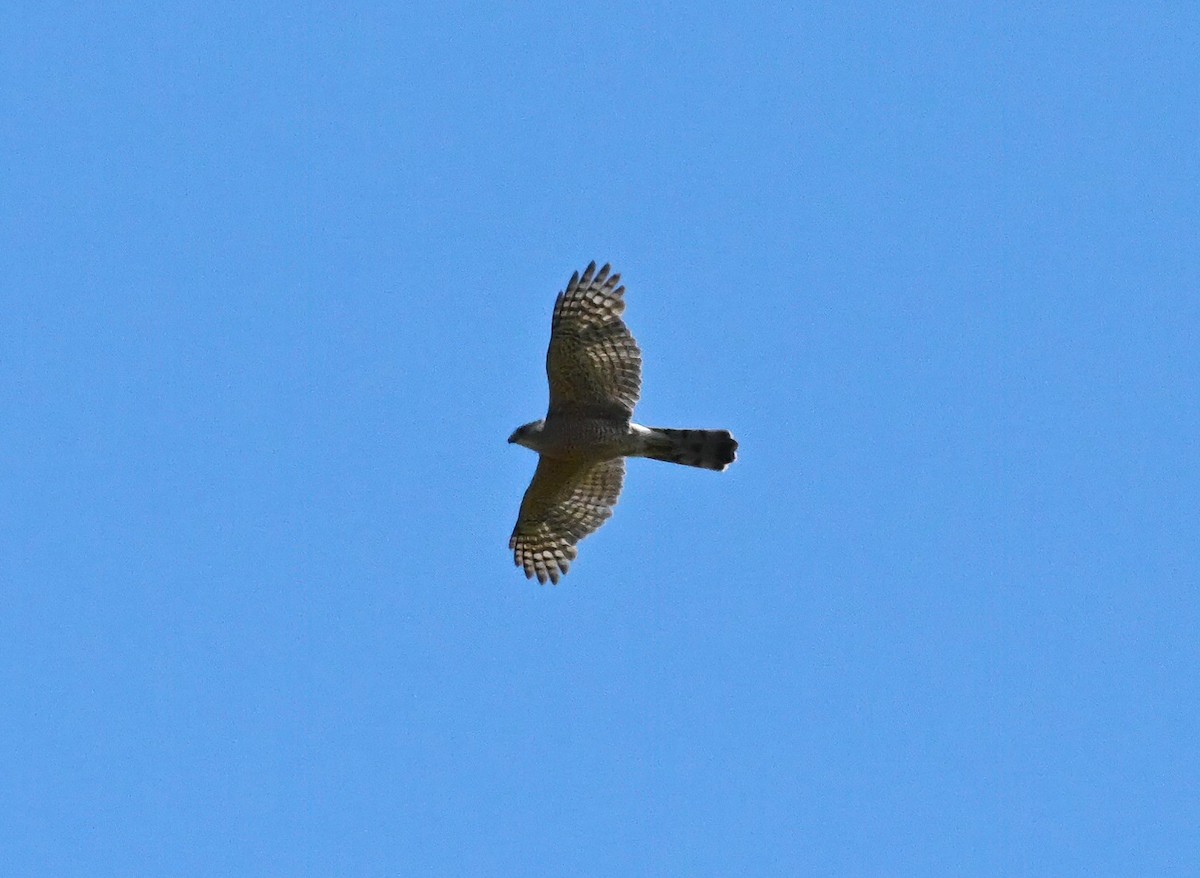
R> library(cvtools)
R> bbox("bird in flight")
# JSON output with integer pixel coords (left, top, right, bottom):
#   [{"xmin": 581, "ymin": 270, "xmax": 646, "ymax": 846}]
[{"xmin": 508, "ymin": 262, "xmax": 737, "ymax": 584}]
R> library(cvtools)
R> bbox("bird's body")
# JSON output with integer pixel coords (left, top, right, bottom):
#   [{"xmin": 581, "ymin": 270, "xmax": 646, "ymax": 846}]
[
  {"xmin": 511, "ymin": 420, "xmax": 735, "ymax": 470},
  {"xmin": 510, "ymin": 416, "xmax": 633, "ymax": 461},
  {"xmin": 508, "ymin": 263, "xmax": 737, "ymax": 584}
]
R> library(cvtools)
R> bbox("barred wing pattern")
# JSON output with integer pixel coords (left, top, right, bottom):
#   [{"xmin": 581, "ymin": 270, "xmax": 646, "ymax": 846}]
[
  {"xmin": 546, "ymin": 262, "xmax": 642, "ymax": 418},
  {"xmin": 509, "ymin": 457, "xmax": 626, "ymax": 584}
]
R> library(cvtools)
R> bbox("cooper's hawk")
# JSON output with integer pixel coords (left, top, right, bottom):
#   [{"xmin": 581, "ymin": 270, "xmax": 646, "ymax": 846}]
[{"xmin": 508, "ymin": 262, "xmax": 737, "ymax": 584}]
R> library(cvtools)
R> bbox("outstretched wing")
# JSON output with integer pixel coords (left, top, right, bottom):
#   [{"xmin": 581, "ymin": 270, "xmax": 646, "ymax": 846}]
[
  {"xmin": 546, "ymin": 262, "xmax": 642, "ymax": 419},
  {"xmin": 509, "ymin": 456, "xmax": 626, "ymax": 584}
]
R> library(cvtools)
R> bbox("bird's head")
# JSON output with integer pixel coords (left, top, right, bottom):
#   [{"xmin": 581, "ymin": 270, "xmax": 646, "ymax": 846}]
[{"xmin": 507, "ymin": 419, "xmax": 545, "ymax": 450}]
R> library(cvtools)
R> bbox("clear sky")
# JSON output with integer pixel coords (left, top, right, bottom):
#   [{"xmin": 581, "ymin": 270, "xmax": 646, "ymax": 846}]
[{"xmin": 3, "ymin": 3, "xmax": 1197, "ymax": 875}]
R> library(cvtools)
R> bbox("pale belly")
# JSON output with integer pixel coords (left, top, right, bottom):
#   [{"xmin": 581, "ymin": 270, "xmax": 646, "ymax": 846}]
[{"xmin": 536, "ymin": 416, "xmax": 635, "ymax": 460}]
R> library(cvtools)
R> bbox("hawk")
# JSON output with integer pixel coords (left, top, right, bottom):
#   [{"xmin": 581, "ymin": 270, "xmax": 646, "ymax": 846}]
[{"xmin": 508, "ymin": 262, "xmax": 737, "ymax": 584}]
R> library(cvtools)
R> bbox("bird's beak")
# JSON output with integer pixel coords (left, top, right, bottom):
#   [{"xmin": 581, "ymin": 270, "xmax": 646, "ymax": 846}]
[{"xmin": 507, "ymin": 432, "xmax": 517, "ymax": 444}]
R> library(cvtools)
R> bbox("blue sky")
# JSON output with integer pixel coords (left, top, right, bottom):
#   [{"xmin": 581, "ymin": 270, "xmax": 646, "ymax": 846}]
[{"xmin": 3, "ymin": 3, "xmax": 1197, "ymax": 875}]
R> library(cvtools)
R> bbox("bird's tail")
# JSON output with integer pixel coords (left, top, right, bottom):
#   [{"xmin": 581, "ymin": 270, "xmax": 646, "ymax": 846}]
[{"xmin": 639, "ymin": 427, "xmax": 738, "ymax": 471}]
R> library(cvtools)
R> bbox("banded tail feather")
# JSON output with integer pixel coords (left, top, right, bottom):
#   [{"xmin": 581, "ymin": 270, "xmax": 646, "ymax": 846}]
[{"xmin": 640, "ymin": 427, "xmax": 738, "ymax": 471}]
